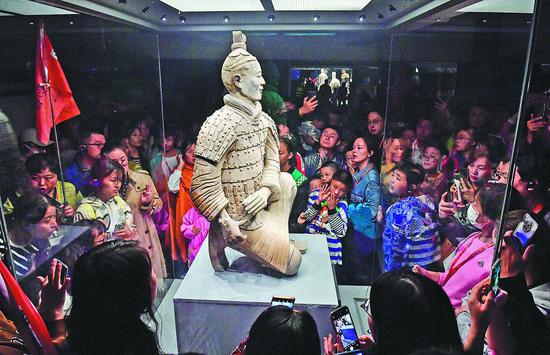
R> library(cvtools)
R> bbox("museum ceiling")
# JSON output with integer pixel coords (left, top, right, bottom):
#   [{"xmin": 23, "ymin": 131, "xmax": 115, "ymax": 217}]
[{"xmin": 0, "ymin": 0, "xmax": 535, "ymax": 33}]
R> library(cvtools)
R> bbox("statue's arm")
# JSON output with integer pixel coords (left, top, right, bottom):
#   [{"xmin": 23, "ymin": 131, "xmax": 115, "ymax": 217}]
[
  {"xmin": 190, "ymin": 156, "xmax": 229, "ymax": 221},
  {"xmin": 260, "ymin": 121, "xmax": 282, "ymax": 202}
]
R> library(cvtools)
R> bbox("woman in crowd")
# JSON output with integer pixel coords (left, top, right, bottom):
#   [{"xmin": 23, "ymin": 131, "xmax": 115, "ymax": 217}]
[
  {"xmin": 50, "ymin": 240, "xmax": 160, "ymax": 354},
  {"xmin": 234, "ymin": 306, "xmax": 321, "ymax": 355},
  {"xmin": 8, "ymin": 193, "xmax": 58, "ymax": 278},
  {"xmin": 380, "ymin": 137, "xmax": 405, "ymax": 187},
  {"xmin": 346, "ymin": 135, "xmax": 381, "ymax": 284},
  {"xmin": 74, "ymin": 156, "xmax": 136, "ymax": 240},
  {"xmin": 120, "ymin": 121, "xmax": 148, "ymax": 172},
  {"xmin": 416, "ymin": 183, "xmax": 504, "ymax": 308},
  {"xmin": 441, "ymin": 129, "xmax": 476, "ymax": 180},
  {"xmin": 105, "ymin": 146, "xmax": 167, "ymax": 280},
  {"xmin": 25, "ymin": 153, "xmax": 83, "ymax": 220},
  {"xmin": 167, "ymin": 140, "xmax": 196, "ymax": 273}
]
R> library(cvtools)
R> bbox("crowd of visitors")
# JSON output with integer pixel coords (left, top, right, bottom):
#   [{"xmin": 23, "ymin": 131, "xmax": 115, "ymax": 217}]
[{"xmin": 1, "ymin": 64, "xmax": 550, "ymax": 354}]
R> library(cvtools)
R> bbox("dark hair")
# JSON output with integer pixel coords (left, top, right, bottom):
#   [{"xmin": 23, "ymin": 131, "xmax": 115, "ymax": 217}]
[
  {"xmin": 370, "ymin": 270, "xmax": 463, "ymax": 355},
  {"xmin": 467, "ymin": 151, "xmax": 492, "ymax": 167},
  {"xmin": 79, "ymin": 120, "xmax": 105, "ymax": 144},
  {"xmin": 354, "ymin": 134, "xmax": 377, "ymax": 155},
  {"xmin": 322, "ymin": 124, "xmax": 341, "ymax": 141},
  {"xmin": 15, "ymin": 192, "xmax": 50, "ymax": 226},
  {"xmin": 477, "ymin": 183, "xmax": 505, "ymax": 221},
  {"xmin": 25, "ymin": 153, "xmax": 59, "ymax": 176},
  {"xmin": 67, "ymin": 240, "xmax": 159, "ymax": 354},
  {"xmin": 279, "ymin": 136, "xmax": 295, "ymax": 153},
  {"xmin": 320, "ymin": 161, "xmax": 339, "ymax": 174},
  {"xmin": 245, "ymin": 306, "xmax": 320, "ymax": 355},
  {"xmin": 423, "ymin": 141, "xmax": 448, "ymax": 157},
  {"xmin": 331, "ymin": 170, "xmax": 353, "ymax": 195},
  {"xmin": 393, "ymin": 162, "xmax": 423, "ymax": 188},
  {"xmin": 90, "ymin": 156, "xmax": 124, "ymax": 186}
]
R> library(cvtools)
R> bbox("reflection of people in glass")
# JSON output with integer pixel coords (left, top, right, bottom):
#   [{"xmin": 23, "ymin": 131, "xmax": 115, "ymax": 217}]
[{"xmin": 9, "ymin": 193, "xmax": 58, "ymax": 277}]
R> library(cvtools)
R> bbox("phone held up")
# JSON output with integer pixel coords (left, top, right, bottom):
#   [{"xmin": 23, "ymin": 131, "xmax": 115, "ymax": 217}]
[
  {"xmin": 330, "ymin": 306, "xmax": 362, "ymax": 353},
  {"xmin": 271, "ymin": 296, "xmax": 295, "ymax": 309}
]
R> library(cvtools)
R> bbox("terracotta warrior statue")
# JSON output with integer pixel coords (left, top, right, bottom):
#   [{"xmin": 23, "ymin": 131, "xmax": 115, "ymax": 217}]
[{"xmin": 190, "ymin": 31, "xmax": 302, "ymax": 276}]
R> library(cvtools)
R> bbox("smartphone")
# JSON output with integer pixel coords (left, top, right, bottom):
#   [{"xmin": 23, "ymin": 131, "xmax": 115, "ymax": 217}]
[
  {"xmin": 337, "ymin": 350, "xmax": 365, "ymax": 355},
  {"xmin": 306, "ymin": 90, "xmax": 317, "ymax": 100},
  {"xmin": 489, "ymin": 259, "xmax": 501, "ymax": 296},
  {"xmin": 55, "ymin": 259, "xmax": 68, "ymax": 283},
  {"xmin": 452, "ymin": 173, "xmax": 463, "ymax": 203},
  {"xmin": 514, "ymin": 213, "xmax": 538, "ymax": 247},
  {"xmin": 271, "ymin": 296, "xmax": 295, "ymax": 309},
  {"xmin": 330, "ymin": 306, "xmax": 360, "ymax": 352}
]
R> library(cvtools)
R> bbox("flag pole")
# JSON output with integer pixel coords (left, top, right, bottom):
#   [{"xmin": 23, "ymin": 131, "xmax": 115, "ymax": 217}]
[{"xmin": 38, "ymin": 21, "xmax": 68, "ymax": 208}]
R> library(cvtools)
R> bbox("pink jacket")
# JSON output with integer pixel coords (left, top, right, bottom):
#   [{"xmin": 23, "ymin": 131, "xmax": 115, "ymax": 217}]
[
  {"xmin": 180, "ymin": 207, "xmax": 210, "ymax": 264},
  {"xmin": 439, "ymin": 232, "xmax": 494, "ymax": 308}
]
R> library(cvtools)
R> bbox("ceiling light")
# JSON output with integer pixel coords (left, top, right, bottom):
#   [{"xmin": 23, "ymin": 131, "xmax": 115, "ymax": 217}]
[
  {"xmin": 436, "ymin": 18, "xmax": 441, "ymax": 22},
  {"xmin": 29, "ymin": 21, "xmax": 34, "ymax": 25},
  {"xmin": 527, "ymin": 20, "xmax": 532, "ymax": 24},
  {"xmin": 142, "ymin": 6, "xmax": 150, "ymax": 15},
  {"xmin": 389, "ymin": 4, "xmax": 396, "ymax": 11},
  {"xmin": 272, "ymin": 0, "xmax": 373, "ymax": 11},
  {"xmin": 377, "ymin": 13, "xmax": 384, "ymax": 19},
  {"xmin": 223, "ymin": 15, "xmax": 230, "ymax": 23},
  {"xmin": 358, "ymin": 14, "xmax": 366, "ymax": 22},
  {"xmin": 159, "ymin": 0, "xmax": 264, "ymax": 12},
  {"xmin": 179, "ymin": 15, "xmax": 186, "ymax": 23},
  {"xmin": 118, "ymin": 0, "xmax": 127, "ymax": 4},
  {"xmin": 481, "ymin": 18, "xmax": 487, "ymax": 23},
  {"xmin": 268, "ymin": 14, "xmax": 275, "ymax": 22},
  {"xmin": 69, "ymin": 20, "xmax": 74, "ymax": 25},
  {"xmin": 313, "ymin": 15, "xmax": 320, "ymax": 22},
  {"xmin": 161, "ymin": 14, "xmax": 167, "ymax": 22}
]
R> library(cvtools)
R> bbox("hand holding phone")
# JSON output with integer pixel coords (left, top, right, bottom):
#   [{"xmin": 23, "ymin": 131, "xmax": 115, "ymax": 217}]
[
  {"xmin": 513, "ymin": 213, "xmax": 538, "ymax": 247},
  {"xmin": 330, "ymin": 306, "xmax": 360, "ymax": 352}
]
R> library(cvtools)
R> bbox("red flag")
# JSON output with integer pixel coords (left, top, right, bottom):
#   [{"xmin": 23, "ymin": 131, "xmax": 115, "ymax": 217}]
[{"xmin": 36, "ymin": 23, "xmax": 80, "ymax": 145}]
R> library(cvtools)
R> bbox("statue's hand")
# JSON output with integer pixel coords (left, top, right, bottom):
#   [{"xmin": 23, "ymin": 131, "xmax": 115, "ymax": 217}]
[
  {"xmin": 219, "ymin": 211, "xmax": 247, "ymax": 245},
  {"xmin": 242, "ymin": 187, "xmax": 271, "ymax": 216}
]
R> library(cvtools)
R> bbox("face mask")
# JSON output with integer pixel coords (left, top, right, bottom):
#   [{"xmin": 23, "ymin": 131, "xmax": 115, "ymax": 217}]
[{"xmin": 467, "ymin": 204, "xmax": 483, "ymax": 229}]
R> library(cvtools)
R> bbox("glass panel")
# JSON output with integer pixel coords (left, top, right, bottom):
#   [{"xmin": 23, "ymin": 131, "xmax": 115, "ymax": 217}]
[
  {"xmin": 0, "ymin": 12, "xmax": 170, "ymax": 305},
  {"xmin": 158, "ymin": 30, "xmax": 391, "ymax": 286},
  {"xmin": 382, "ymin": 4, "xmax": 534, "ymax": 293}
]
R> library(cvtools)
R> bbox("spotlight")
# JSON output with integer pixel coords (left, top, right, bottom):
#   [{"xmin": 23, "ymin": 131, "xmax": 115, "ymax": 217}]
[
  {"xmin": 527, "ymin": 20, "xmax": 532, "ymax": 24},
  {"xmin": 358, "ymin": 14, "xmax": 366, "ymax": 22},
  {"xmin": 118, "ymin": 0, "xmax": 127, "ymax": 4},
  {"xmin": 268, "ymin": 14, "xmax": 275, "ymax": 22},
  {"xmin": 389, "ymin": 4, "xmax": 396, "ymax": 11},
  {"xmin": 69, "ymin": 20, "xmax": 75, "ymax": 25},
  {"xmin": 436, "ymin": 18, "xmax": 441, "ymax": 22},
  {"xmin": 142, "ymin": 6, "xmax": 149, "ymax": 15},
  {"xmin": 481, "ymin": 18, "xmax": 487, "ymax": 23},
  {"xmin": 377, "ymin": 13, "xmax": 384, "ymax": 19},
  {"xmin": 223, "ymin": 15, "xmax": 230, "ymax": 23},
  {"xmin": 313, "ymin": 15, "xmax": 320, "ymax": 22},
  {"xmin": 179, "ymin": 15, "xmax": 186, "ymax": 23},
  {"xmin": 29, "ymin": 21, "xmax": 34, "ymax": 25},
  {"xmin": 161, "ymin": 14, "xmax": 167, "ymax": 22}
]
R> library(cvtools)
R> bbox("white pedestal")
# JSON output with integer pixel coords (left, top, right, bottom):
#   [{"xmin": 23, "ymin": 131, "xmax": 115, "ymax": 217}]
[{"xmin": 173, "ymin": 233, "xmax": 339, "ymax": 354}]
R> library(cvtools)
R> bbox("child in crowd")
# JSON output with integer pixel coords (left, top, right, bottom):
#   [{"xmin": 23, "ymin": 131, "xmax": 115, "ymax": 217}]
[
  {"xmin": 180, "ymin": 207, "xmax": 210, "ymax": 266},
  {"xmin": 303, "ymin": 170, "xmax": 353, "ymax": 265},
  {"xmin": 381, "ymin": 162, "xmax": 440, "ymax": 272},
  {"xmin": 319, "ymin": 161, "xmax": 339, "ymax": 186},
  {"xmin": 74, "ymin": 157, "xmax": 136, "ymax": 240},
  {"xmin": 419, "ymin": 142, "xmax": 447, "ymax": 203},
  {"xmin": 308, "ymin": 176, "xmax": 322, "ymax": 193}
]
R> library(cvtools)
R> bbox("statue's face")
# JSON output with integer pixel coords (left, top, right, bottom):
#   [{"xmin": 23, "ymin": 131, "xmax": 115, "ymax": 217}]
[{"xmin": 235, "ymin": 60, "xmax": 265, "ymax": 103}]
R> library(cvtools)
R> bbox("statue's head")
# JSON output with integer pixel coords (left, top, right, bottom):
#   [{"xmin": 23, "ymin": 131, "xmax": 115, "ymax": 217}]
[{"xmin": 221, "ymin": 31, "xmax": 265, "ymax": 104}]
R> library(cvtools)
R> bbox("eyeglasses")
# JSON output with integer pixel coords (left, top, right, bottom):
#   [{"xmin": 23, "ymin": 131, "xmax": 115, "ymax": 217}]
[
  {"xmin": 85, "ymin": 143, "xmax": 105, "ymax": 148},
  {"xmin": 360, "ymin": 298, "xmax": 372, "ymax": 318}
]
